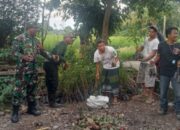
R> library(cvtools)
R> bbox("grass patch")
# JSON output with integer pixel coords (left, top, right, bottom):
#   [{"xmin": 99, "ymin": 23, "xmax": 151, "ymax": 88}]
[
  {"xmin": 109, "ymin": 36, "xmax": 136, "ymax": 48},
  {"xmin": 118, "ymin": 46, "xmax": 135, "ymax": 61},
  {"xmin": 43, "ymin": 33, "xmax": 62, "ymax": 50}
]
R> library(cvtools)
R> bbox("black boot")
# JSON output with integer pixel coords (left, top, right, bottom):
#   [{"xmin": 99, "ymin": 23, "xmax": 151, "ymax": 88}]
[
  {"xmin": 27, "ymin": 101, "xmax": 41, "ymax": 116},
  {"xmin": 48, "ymin": 93, "xmax": 63, "ymax": 108},
  {"xmin": 11, "ymin": 105, "xmax": 19, "ymax": 123}
]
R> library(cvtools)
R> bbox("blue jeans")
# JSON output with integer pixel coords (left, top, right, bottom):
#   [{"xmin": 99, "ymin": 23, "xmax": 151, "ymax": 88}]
[{"xmin": 160, "ymin": 75, "xmax": 180, "ymax": 114}]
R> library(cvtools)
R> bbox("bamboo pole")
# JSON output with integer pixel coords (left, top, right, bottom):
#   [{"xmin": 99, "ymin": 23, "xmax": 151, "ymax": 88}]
[{"xmin": 163, "ymin": 15, "xmax": 166, "ymax": 36}]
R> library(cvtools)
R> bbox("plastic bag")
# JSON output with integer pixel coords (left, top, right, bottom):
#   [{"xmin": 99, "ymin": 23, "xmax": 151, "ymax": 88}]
[{"xmin": 86, "ymin": 95, "xmax": 109, "ymax": 109}]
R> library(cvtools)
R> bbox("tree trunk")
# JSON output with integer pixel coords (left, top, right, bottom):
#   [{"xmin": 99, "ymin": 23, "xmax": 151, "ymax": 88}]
[
  {"xmin": 42, "ymin": 10, "xmax": 52, "ymax": 44},
  {"xmin": 41, "ymin": 0, "xmax": 45, "ymax": 45},
  {"xmin": 41, "ymin": 0, "xmax": 52, "ymax": 45},
  {"xmin": 102, "ymin": 0, "xmax": 113, "ymax": 42}
]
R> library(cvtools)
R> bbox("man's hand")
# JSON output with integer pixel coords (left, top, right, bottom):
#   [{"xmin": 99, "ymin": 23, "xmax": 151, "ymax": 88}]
[
  {"xmin": 114, "ymin": 57, "xmax": 119, "ymax": 63},
  {"xmin": 52, "ymin": 55, "xmax": 59, "ymax": 62},
  {"xmin": 37, "ymin": 43, "xmax": 43, "ymax": 51},
  {"xmin": 96, "ymin": 73, "xmax": 100, "ymax": 81},
  {"xmin": 149, "ymin": 60, "xmax": 155, "ymax": 65},
  {"xmin": 22, "ymin": 55, "xmax": 34, "ymax": 62},
  {"xmin": 63, "ymin": 63, "xmax": 69, "ymax": 70}
]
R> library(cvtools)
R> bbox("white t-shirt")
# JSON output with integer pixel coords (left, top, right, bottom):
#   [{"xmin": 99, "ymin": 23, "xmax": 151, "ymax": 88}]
[
  {"xmin": 94, "ymin": 46, "xmax": 119, "ymax": 69},
  {"xmin": 142, "ymin": 37, "xmax": 159, "ymax": 60}
]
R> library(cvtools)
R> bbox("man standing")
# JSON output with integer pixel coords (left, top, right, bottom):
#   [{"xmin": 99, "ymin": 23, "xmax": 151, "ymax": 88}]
[
  {"xmin": 136, "ymin": 26, "xmax": 159, "ymax": 104},
  {"xmin": 11, "ymin": 23, "xmax": 56, "ymax": 123},
  {"xmin": 43, "ymin": 34, "xmax": 74, "ymax": 108},
  {"xmin": 94, "ymin": 39, "xmax": 120, "ymax": 104},
  {"xmin": 151, "ymin": 27, "xmax": 180, "ymax": 120}
]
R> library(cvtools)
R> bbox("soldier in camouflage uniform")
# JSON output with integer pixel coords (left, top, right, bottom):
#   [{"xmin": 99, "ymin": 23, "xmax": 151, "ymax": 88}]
[{"xmin": 11, "ymin": 23, "xmax": 56, "ymax": 123}]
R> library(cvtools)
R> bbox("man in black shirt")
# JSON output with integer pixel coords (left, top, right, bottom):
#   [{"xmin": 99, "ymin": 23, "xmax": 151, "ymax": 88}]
[
  {"xmin": 43, "ymin": 34, "xmax": 74, "ymax": 108},
  {"xmin": 151, "ymin": 27, "xmax": 180, "ymax": 120}
]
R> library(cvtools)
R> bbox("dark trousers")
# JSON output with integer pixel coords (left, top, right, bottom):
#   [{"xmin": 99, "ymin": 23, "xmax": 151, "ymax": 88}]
[
  {"xmin": 160, "ymin": 75, "xmax": 180, "ymax": 114},
  {"xmin": 43, "ymin": 62, "xmax": 58, "ymax": 102}
]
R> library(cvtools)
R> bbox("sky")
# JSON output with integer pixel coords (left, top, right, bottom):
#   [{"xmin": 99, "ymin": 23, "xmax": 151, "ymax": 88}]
[
  {"xmin": 39, "ymin": 0, "xmax": 75, "ymax": 30},
  {"xmin": 39, "ymin": 7, "xmax": 75, "ymax": 30},
  {"xmin": 49, "ymin": 13, "xmax": 75, "ymax": 30}
]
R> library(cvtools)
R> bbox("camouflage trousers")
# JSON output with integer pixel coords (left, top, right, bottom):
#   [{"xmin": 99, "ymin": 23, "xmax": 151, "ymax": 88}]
[{"xmin": 12, "ymin": 70, "xmax": 38, "ymax": 106}]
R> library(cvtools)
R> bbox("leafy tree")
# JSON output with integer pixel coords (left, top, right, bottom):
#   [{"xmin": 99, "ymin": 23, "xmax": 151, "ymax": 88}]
[
  {"xmin": 62, "ymin": 0, "xmax": 125, "ymax": 44},
  {"xmin": 120, "ymin": 0, "xmax": 178, "ymax": 47},
  {"xmin": 63, "ymin": 26, "xmax": 74, "ymax": 34},
  {"xmin": 122, "ymin": 8, "xmax": 150, "ymax": 46},
  {"xmin": 0, "ymin": 0, "xmax": 39, "ymax": 47},
  {"xmin": 165, "ymin": 1, "xmax": 180, "ymax": 27},
  {"xmin": 123, "ymin": 0, "xmax": 172, "ymax": 18},
  {"xmin": 40, "ymin": 0, "xmax": 61, "ymax": 44},
  {"xmin": 60, "ymin": 0, "xmax": 175, "ymax": 44},
  {"xmin": 122, "ymin": 0, "xmax": 176, "ymax": 32}
]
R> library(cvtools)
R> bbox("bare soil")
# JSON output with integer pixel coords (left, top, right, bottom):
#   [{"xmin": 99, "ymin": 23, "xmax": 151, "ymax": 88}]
[{"xmin": 0, "ymin": 98, "xmax": 180, "ymax": 130}]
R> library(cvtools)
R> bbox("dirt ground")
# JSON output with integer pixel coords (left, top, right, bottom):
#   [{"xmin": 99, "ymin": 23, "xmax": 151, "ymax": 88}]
[{"xmin": 0, "ymin": 99, "xmax": 180, "ymax": 130}]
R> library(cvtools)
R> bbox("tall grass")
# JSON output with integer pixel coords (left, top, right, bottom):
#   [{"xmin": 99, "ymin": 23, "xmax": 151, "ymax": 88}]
[
  {"xmin": 118, "ymin": 46, "xmax": 136, "ymax": 61},
  {"xmin": 43, "ymin": 33, "xmax": 63, "ymax": 50},
  {"xmin": 109, "ymin": 36, "xmax": 136, "ymax": 48}
]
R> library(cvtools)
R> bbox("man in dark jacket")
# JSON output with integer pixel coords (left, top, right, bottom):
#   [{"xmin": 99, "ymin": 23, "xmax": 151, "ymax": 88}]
[
  {"xmin": 43, "ymin": 34, "xmax": 74, "ymax": 108},
  {"xmin": 151, "ymin": 27, "xmax": 180, "ymax": 120}
]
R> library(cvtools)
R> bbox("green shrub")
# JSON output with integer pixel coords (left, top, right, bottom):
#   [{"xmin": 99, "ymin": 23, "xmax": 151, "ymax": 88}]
[
  {"xmin": 57, "ymin": 44, "xmax": 96, "ymax": 102},
  {"xmin": 0, "ymin": 48, "xmax": 16, "ymax": 65},
  {"xmin": 118, "ymin": 46, "xmax": 136, "ymax": 61},
  {"xmin": 56, "ymin": 43, "xmax": 137, "ymax": 102},
  {"xmin": 109, "ymin": 36, "xmax": 135, "ymax": 48},
  {"xmin": 0, "ymin": 76, "xmax": 14, "ymax": 107},
  {"xmin": 0, "ymin": 48, "xmax": 9, "ymax": 61}
]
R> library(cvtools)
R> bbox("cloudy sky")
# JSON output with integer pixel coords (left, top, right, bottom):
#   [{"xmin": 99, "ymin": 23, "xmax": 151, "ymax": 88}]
[
  {"xmin": 49, "ymin": 14, "xmax": 75, "ymax": 29},
  {"xmin": 38, "ymin": 0, "xmax": 74, "ymax": 30},
  {"xmin": 39, "ymin": 8, "xmax": 75, "ymax": 30}
]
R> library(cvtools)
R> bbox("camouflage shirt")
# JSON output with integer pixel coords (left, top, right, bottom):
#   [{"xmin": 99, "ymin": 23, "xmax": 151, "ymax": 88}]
[{"xmin": 12, "ymin": 33, "xmax": 52, "ymax": 74}]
